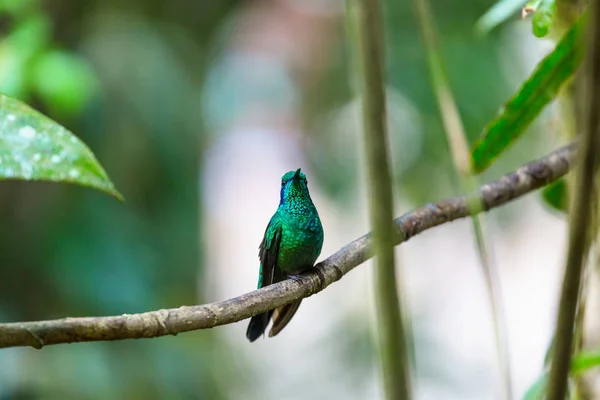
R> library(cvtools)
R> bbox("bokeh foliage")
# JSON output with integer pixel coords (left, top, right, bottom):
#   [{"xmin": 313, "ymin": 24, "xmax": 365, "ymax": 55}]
[{"xmin": 0, "ymin": 0, "xmax": 234, "ymax": 398}]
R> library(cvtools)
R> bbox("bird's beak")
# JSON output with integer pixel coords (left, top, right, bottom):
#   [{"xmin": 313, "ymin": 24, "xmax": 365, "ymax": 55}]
[{"xmin": 293, "ymin": 168, "xmax": 302, "ymax": 180}]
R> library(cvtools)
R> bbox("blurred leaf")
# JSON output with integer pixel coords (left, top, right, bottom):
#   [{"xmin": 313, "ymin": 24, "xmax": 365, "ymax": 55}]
[
  {"xmin": 530, "ymin": 0, "xmax": 556, "ymax": 38},
  {"xmin": 0, "ymin": 0, "xmax": 38, "ymax": 16},
  {"xmin": 474, "ymin": 0, "xmax": 527, "ymax": 35},
  {"xmin": 471, "ymin": 14, "xmax": 586, "ymax": 173},
  {"xmin": 0, "ymin": 94, "xmax": 122, "ymax": 200},
  {"xmin": 541, "ymin": 178, "xmax": 568, "ymax": 213},
  {"xmin": 523, "ymin": 351, "xmax": 600, "ymax": 399},
  {"xmin": 522, "ymin": 373, "xmax": 577, "ymax": 400},
  {"xmin": 5, "ymin": 13, "xmax": 50, "ymax": 58},
  {"xmin": 31, "ymin": 50, "xmax": 99, "ymax": 116},
  {"xmin": 0, "ymin": 13, "xmax": 50, "ymax": 97},
  {"xmin": 571, "ymin": 350, "xmax": 600, "ymax": 374},
  {"xmin": 523, "ymin": 372, "xmax": 548, "ymax": 400},
  {"xmin": 0, "ymin": 46, "xmax": 27, "ymax": 97}
]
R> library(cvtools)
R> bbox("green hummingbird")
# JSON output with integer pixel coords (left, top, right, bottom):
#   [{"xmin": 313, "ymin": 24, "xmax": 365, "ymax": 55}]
[{"xmin": 246, "ymin": 168, "xmax": 324, "ymax": 342}]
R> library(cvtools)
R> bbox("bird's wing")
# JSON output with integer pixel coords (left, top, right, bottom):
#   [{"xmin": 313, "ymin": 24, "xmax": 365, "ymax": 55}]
[
  {"xmin": 246, "ymin": 217, "xmax": 282, "ymax": 342},
  {"xmin": 257, "ymin": 217, "xmax": 282, "ymax": 289}
]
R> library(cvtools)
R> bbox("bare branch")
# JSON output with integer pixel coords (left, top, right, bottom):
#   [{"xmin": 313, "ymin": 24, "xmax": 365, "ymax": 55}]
[{"xmin": 0, "ymin": 142, "xmax": 577, "ymax": 350}]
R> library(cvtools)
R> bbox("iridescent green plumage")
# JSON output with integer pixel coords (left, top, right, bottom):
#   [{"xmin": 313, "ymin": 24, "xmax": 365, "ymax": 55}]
[{"xmin": 246, "ymin": 168, "xmax": 324, "ymax": 342}]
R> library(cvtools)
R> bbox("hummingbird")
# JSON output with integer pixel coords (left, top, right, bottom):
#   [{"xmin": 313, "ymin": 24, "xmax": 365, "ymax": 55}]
[{"xmin": 246, "ymin": 168, "xmax": 324, "ymax": 342}]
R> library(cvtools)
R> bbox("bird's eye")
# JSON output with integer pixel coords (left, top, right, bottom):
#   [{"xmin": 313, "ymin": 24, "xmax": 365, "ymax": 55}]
[{"xmin": 281, "ymin": 180, "xmax": 286, "ymax": 187}]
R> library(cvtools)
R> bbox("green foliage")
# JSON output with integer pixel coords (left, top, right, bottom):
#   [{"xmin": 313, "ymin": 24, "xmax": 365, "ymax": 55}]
[
  {"xmin": 530, "ymin": 0, "xmax": 557, "ymax": 38},
  {"xmin": 0, "ymin": 1, "xmax": 99, "ymax": 116},
  {"xmin": 471, "ymin": 13, "xmax": 585, "ymax": 173},
  {"xmin": 570, "ymin": 350, "xmax": 600, "ymax": 374},
  {"xmin": 0, "ymin": 0, "xmax": 38, "ymax": 15},
  {"xmin": 31, "ymin": 50, "xmax": 98, "ymax": 116},
  {"xmin": 0, "ymin": 3, "xmax": 216, "ymax": 397},
  {"xmin": 0, "ymin": 13, "xmax": 50, "ymax": 97},
  {"xmin": 541, "ymin": 178, "xmax": 568, "ymax": 213},
  {"xmin": 0, "ymin": 94, "xmax": 121, "ymax": 199}
]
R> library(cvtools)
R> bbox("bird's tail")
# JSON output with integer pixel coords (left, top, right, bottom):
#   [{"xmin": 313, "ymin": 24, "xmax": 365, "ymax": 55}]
[
  {"xmin": 246, "ymin": 299, "xmax": 303, "ymax": 341},
  {"xmin": 246, "ymin": 310, "xmax": 273, "ymax": 342},
  {"xmin": 269, "ymin": 299, "xmax": 302, "ymax": 338}
]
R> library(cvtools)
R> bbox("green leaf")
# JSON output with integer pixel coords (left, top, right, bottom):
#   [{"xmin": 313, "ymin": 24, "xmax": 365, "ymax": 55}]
[
  {"xmin": 471, "ymin": 13, "xmax": 586, "ymax": 173},
  {"xmin": 474, "ymin": 0, "xmax": 528, "ymax": 35},
  {"xmin": 571, "ymin": 350, "xmax": 600, "ymax": 375},
  {"xmin": 0, "ymin": 94, "xmax": 122, "ymax": 200},
  {"xmin": 531, "ymin": 0, "xmax": 556, "ymax": 38},
  {"xmin": 541, "ymin": 178, "xmax": 568, "ymax": 213}
]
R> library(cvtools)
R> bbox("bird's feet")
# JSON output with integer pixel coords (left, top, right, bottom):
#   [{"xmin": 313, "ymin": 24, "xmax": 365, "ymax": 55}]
[
  {"xmin": 287, "ymin": 268, "xmax": 325, "ymax": 287},
  {"xmin": 287, "ymin": 274, "xmax": 306, "ymax": 285}
]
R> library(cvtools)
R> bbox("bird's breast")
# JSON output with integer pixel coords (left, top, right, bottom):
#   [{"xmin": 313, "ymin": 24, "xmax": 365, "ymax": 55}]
[{"xmin": 277, "ymin": 214, "xmax": 323, "ymax": 274}]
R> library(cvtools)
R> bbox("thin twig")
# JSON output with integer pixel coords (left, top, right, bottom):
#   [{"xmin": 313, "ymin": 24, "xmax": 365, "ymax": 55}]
[{"xmin": 0, "ymin": 142, "xmax": 577, "ymax": 350}]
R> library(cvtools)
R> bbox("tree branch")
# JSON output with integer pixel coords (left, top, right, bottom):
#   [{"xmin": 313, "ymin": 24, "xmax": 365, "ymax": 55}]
[{"xmin": 0, "ymin": 142, "xmax": 577, "ymax": 350}]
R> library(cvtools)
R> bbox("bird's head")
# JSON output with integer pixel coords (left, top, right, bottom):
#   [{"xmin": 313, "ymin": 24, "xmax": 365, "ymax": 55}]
[{"xmin": 279, "ymin": 168, "xmax": 310, "ymax": 205}]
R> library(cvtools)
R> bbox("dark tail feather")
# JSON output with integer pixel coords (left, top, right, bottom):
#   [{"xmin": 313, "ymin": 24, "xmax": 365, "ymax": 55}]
[
  {"xmin": 268, "ymin": 299, "xmax": 302, "ymax": 338},
  {"xmin": 246, "ymin": 310, "xmax": 273, "ymax": 342}
]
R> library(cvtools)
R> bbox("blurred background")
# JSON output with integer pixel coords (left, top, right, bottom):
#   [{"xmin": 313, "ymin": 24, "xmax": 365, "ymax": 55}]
[{"xmin": 0, "ymin": 0, "xmax": 571, "ymax": 399}]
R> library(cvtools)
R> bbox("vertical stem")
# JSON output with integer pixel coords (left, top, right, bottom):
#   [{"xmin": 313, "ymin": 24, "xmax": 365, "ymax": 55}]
[
  {"xmin": 351, "ymin": 0, "xmax": 412, "ymax": 398},
  {"xmin": 411, "ymin": 1, "xmax": 513, "ymax": 399},
  {"xmin": 547, "ymin": 5, "xmax": 600, "ymax": 400}
]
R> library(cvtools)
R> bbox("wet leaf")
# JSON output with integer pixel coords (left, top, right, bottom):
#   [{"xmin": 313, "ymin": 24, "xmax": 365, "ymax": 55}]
[{"xmin": 0, "ymin": 94, "xmax": 122, "ymax": 200}]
